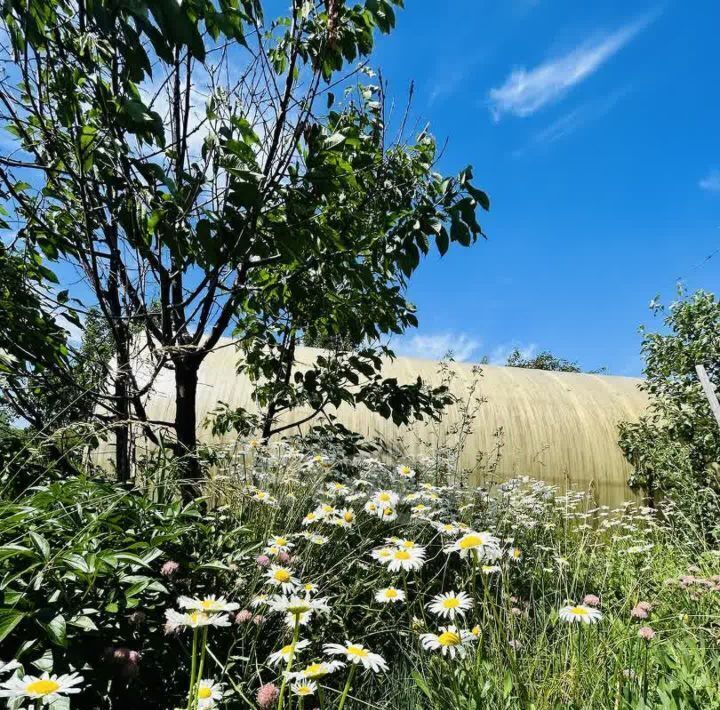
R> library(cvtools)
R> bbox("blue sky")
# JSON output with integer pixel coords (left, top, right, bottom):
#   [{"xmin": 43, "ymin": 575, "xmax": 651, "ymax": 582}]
[{"xmin": 380, "ymin": 0, "xmax": 720, "ymax": 374}]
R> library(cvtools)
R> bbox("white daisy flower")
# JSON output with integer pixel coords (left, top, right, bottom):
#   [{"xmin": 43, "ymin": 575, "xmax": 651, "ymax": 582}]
[
  {"xmin": 372, "ymin": 490, "xmax": 399, "ymax": 509},
  {"xmin": 434, "ymin": 522, "xmax": 460, "ymax": 536},
  {"xmin": 445, "ymin": 531, "xmax": 501, "ymax": 560},
  {"xmin": 267, "ymin": 639, "xmax": 311, "ymax": 666},
  {"xmin": 420, "ymin": 626, "xmax": 475, "ymax": 659},
  {"xmin": 375, "ymin": 587, "xmax": 406, "ymax": 604},
  {"xmin": 316, "ymin": 503, "xmax": 338, "ymax": 519},
  {"xmin": 371, "ymin": 547, "xmax": 394, "ymax": 563},
  {"xmin": 508, "ymin": 547, "xmax": 523, "ymax": 562},
  {"xmin": 302, "ymin": 512, "xmax": 319, "ymax": 526},
  {"xmin": 267, "ymin": 535, "xmax": 294, "ymax": 552},
  {"xmin": 333, "ymin": 509, "xmax": 356, "ymax": 527},
  {"xmin": 427, "ymin": 591, "xmax": 473, "ymax": 620},
  {"xmin": 265, "ymin": 565, "xmax": 300, "ymax": 594},
  {"xmin": 268, "ymin": 594, "xmax": 330, "ymax": 627},
  {"xmin": 250, "ymin": 594, "xmax": 269, "ymax": 609},
  {"xmin": 377, "ymin": 505, "xmax": 398, "ymax": 522},
  {"xmin": 481, "ymin": 565, "xmax": 501, "ymax": 575},
  {"xmin": 177, "ymin": 595, "xmax": 240, "ymax": 613},
  {"xmin": 386, "ymin": 546, "xmax": 426, "ymax": 572},
  {"xmin": 196, "ymin": 679, "xmax": 223, "ymax": 709},
  {"xmin": 364, "ymin": 500, "xmax": 379, "ymax": 515},
  {"xmin": 396, "ymin": 464, "xmax": 416, "ymax": 479},
  {"xmin": 324, "ymin": 642, "xmax": 388, "ymax": 673},
  {"xmin": 165, "ymin": 610, "xmax": 231, "ymax": 631},
  {"xmin": 558, "ymin": 604, "xmax": 603, "ymax": 624},
  {"xmin": 287, "ymin": 660, "xmax": 345, "ymax": 681},
  {"xmin": 291, "ymin": 679, "xmax": 318, "ymax": 697},
  {"xmin": 0, "ymin": 672, "xmax": 84, "ymax": 703}
]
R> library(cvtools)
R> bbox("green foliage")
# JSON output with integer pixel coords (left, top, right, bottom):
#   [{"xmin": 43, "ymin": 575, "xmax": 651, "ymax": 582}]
[
  {"xmin": 503, "ymin": 348, "xmax": 606, "ymax": 374},
  {"xmin": 619, "ymin": 290, "xmax": 720, "ymax": 540},
  {"xmin": 0, "ymin": 475, "xmax": 255, "ymax": 707}
]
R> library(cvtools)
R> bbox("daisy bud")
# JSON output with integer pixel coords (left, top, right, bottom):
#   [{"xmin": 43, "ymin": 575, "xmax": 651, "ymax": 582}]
[
  {"xmin": 235, "ymin": 610, "xmax": 253, "ymax": 624},
  {"xmin": 582, "ymin": 594, "xmax": 600, "ymax": 607},
  {"xmin": 638, "ymin": 626, "xmax": 655, "ymax": 641},
  {"xmin": 160, "ymin": 560, "xmax": 180, "ymax": 577},
  {"xmin": 256, "ymin": 682, "xmax": 279, "ymax": 708}
]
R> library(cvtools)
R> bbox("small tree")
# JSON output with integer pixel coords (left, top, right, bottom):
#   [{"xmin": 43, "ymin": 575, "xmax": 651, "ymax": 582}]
[
  {"xmin": 0, "ymin": 0, "xmax": 489, "ymax": 494},
  {"xmin": 619, "ymin": 290, "xmax": 720, "ymax": 539}
]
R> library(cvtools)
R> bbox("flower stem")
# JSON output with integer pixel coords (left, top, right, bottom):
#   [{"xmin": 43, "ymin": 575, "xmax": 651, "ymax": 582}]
[
  {"xmin": 277, "ymin": 614, "xmax": 301, "ymax": 710},
  {"xmin": 185, "ymin": 627, "xmax": 199, "ymax": 710},
  {"xmin": 337, "ymin": 664, "xmax": 357, "ymax": 710}
]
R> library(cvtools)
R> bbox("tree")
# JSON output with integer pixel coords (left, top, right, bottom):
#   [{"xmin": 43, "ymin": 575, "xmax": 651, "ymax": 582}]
[
  {"xmin": 619, "ymin": 290, "xmax": 720, "ymax": 540},
  {"xmin": 503, "ymin": 348, "xmax": 606, "ymax": 374},
  {"xmin": 0, "ymin": 0, "xmax": 489, "ymax": 495}
]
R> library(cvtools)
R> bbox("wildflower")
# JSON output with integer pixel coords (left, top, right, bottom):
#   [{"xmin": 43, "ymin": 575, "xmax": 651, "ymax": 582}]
[
  {"xmin": 160, "ymin": 560, "xmax": 180, "ymax": 577},
  {"xmin": 445, "ymin": 531, "xmax": 501, "ymax": 560},
  {"xmin": 630, "ymin": 605, "xmax": 649, "ymax": 620},
  {"xmin": 420, "ymin": 626, "xmax": 475, "ymax": 659},
  {"xmin": 508, "ymin": 547, "xmax": 523, "ymax": 562},
  {"xmin": 373, "ymin": 490, "xmax": 399, "ymax": 509},
  {"xmin": 386, "ymin": 546, "xmax": 426, "ymax": 572},
  {"xmin": 265, "ymin": 565, "xmax": 300, "ymax": 594},
  {"xmin": 434, "ymin": 521, "xmax": 460, "ymax": 536},
  {"xmin": 481, "ymin": 565, "xmax": 501, "ymax": 575},
  {"xmin": 370, "ymin": 547, "xmax": 393, "ymax": 563},
  {"xmin": 268, "ymin": 594, "xmax": 330, "ymax": 627},
  {"xmin": 178, "ymin": 595, "xmax": 240, "ymax": 613},
  {"xmin": 375, "ymin": 587, "xmax": 406, "ymax": 604},
  {"xmin": 396, "ymin": 464, "xmax": 416, "ymax": 478},
  {"xmin": 251, "ymin": 594, "xmax": 269, "ymax": 608},
  {"xmin": 235, "ymin": 610, "xmax": 253, "ymax": 624},
  {"xmin": 334, "ymin": 509, "xmax": 356, "ymax": 527},
  {"xmin": 104, "ymin": 647, "xmax": 141, "ymax": 678},
  {"xmin": 363, "ymin": 500, "xmax": 379, "ymax": 515},
  {"xmin": 267, "ymin": 639, "xmax": 311, "ymax": 667},
  {"xmin": 638, "ymin": 626, "xmax": 655, "ymax": 641},
  {"xmin": 291, "ymin": 680, "xmax": 317, "ymax": 697},
  {"xmin": 378, "ymin": 505, "xmax": 398, "ymax": 522},
  {"xmin": 302, "ymin": 512, "xmax": 319, "ymax": 526},
  {"xmin": 324, "ymin": 642, "xmax": 388, "ymax": 672},
  {"xmin": 0, "ymin": 672, "xmax": 84, "ymax": 703},
  {"xmin": 302, "ymin": 583, "xmax": 318, "ymax": 594},
  {"xmin": 256, "ymin": 554, "xmax": 272, "ymax": 568},
  {"xmin": 288, "ymin": 661, "xmax": 344, "ymax": 681},
  {"xmin": 582, "ymin": 594, "xmax": 601, "ymax": 607},
  {"xmin": 196, "ymin": 679, "xmax": 223, "ymax": 708},
  {"xmin": 164, "ymin": 610, "xmax": 231, "ymax": 631},
  {"xmin": 267, "ymin": 536, "xmax": 294, "ymax": 553},
  {"xmin": 427, "ymin": 591, "xmax": 473, "ymax": 621},
  {"xmin": 558, "ymin": 605, "xmax": 603, "ymax": 624},
  {"xmin": 253, "ymin": 614, "xmax": 266, "ymax": 626},
  {"xmin": 256, "ymin": 682, "xmax": 279, "ymax": 709}
]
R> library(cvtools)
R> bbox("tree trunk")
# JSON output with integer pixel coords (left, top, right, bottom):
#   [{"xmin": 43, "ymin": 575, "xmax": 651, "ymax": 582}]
[
  {"xmin": 174, "ymin": 356, "xmax": 201, "ymax": 499},
  {"xmin": 114, "ymin": 353, "xmax": 131, "ymax": 483}
]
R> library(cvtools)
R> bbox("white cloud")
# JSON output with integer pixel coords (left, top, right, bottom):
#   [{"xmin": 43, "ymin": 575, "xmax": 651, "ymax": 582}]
[
  {"xmin": 699, "ymin": 170, "xmax": 720, "ymax": 193},
  {"xmin": 395, "ymin": 333, "xmax": 481, "ymax": 362},
  {"xmin": 489, "ymin": 13, "xmax": 655, "ymax": 120}
]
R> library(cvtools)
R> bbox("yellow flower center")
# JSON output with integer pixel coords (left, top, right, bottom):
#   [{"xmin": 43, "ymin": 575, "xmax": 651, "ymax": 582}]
[
  {"xmin": 281, "ymin": 644, "xmax": 293, "ymax": 654},
  {"xmin": 200, "ymin": 599, "xmax": 217, "ymax": 609},
  {"xmin": 378, "ymin": 548, "xmax": 391, "ymax": 558},
  {"xmin": 383, "ymin": 507, "xmax": 394, "ymax": 516},
  {"xmin": 442, "ymin": 598, "xmax": 461, "ymax": 608},
  {"xmin": 343, "ymin": 511, "xmax": 354, "ymax": 522},
  {"xmin": 26, "ymin": 680, "xmax": 60, "ymax": 696},
  {"xmin": 385, "ymin": 588, "xmax": 398, "ymax": 598},
  {"xmin": 438, "ymin": 631, "xmax": 461, "ymax": 646},
  {"xmin": 275, "ymin": 537, "xmax": 287, "ymax": 546},
  {"xmin": 198, "ymin": 687, "xmax": 212, "ymax": 699},
  {"xmin": 274, "ymin": 569, "xmax": 291, "ymax": 583},
  {"xmin": 378, "ymin": 493, "xmax": 391, "ymax": 502},
  {"xmin": 189, "ymin": 612, "xmax": 206, "ymax": 625},
  {"xmin": 401, "ymin": 540, "xmax": 415, "ymax": 548},
  {"xmin": 297, "ymin": 685, "xmax": 313, "ymax": 695},
  {"xmin": 394, "ymin": 550, "xmax": 411, "ymax": 560},
  {"xmin": 304, "ymin": 663, "xmax": 326, "ymax": 678},
  {"xmin": 570, "ymin": 606, "xmax": 589, "ymax": 616},
  {"xmin": 471, "ymin": 625, "xmax": 481, "ymax": 636},
  {"xmin": 346, "ymin": 645, "xmax": 369, "ymax": 658},
  {"xmin": 512, "ymin": 548, "xmax": 522, "ymax": 558},
  {"xmin": 321, "ymin": 505, "xmax": 333, "ymax": 513},
  {"xmin": 400, "ymin": 466, "xmax": 411, "ymax": 474},
  {"xmin": 458, "ymin": 534, "xmax": 483, "ymax": 549}
]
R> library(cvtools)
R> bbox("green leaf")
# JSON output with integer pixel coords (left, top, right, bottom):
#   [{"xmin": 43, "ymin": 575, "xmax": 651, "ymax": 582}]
[
  {"xmin": 29, "ymin": 531, "xmax": 50, "ymax": 559},
  {"xmin": 46, "ymin": 614, "xmax": 67, "ymax": 647},
  {"xmin": 0, "ymin": 609, "xmax": 25, "ymax": 642}
]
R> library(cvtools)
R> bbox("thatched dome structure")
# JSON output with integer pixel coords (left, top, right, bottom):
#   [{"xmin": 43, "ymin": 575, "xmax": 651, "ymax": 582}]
[{"xmin": 129, "ymin": 345, "xmax": 647, "ymax": 506}]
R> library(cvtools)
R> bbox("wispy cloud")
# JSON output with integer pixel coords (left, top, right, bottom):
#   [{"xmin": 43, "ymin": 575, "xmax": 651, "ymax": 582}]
[
  {"xmin": 489, "ymin": 12, "xmax": 656, "ymax": 120},
  {"xmin": 699, "ymin": 170, "xmax": 720, "ymax": 193},
  {"xmin": 395, "ymin": 332, "xmax": 481, "ymax": 362},
  {"xmin": 512, "ymin": 86, "xmax": 630, "ymax": 157}
]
